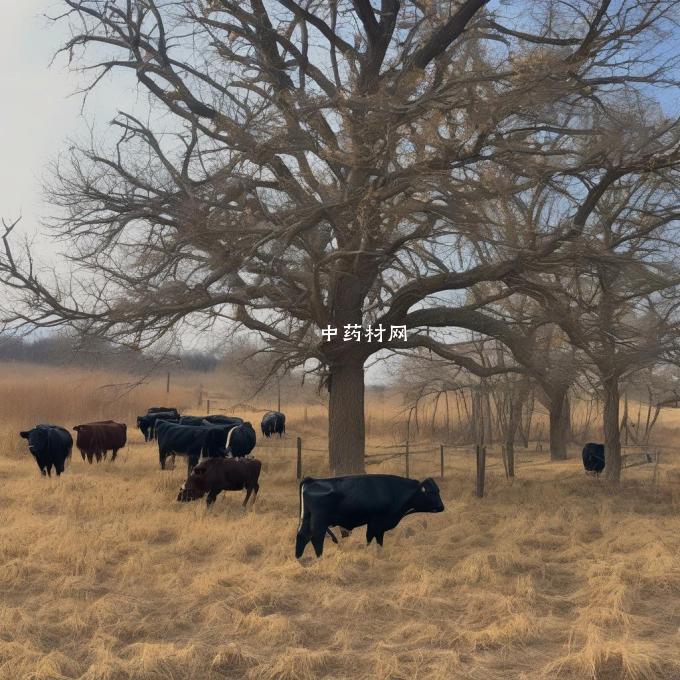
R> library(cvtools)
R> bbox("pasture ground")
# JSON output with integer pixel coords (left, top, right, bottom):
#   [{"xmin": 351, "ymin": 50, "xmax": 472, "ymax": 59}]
[{"xmin": 1, "ymin": 364, "xmax": 680, "ymax": 679}]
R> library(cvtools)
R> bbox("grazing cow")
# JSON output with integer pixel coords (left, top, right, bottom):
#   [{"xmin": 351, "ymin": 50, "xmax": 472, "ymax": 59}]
[
  {"xmin": 261, "ymin": 411, "xmax": 286, "ymax": 438},
  {"xmin": 155, "ymin": 420, "xmax": 232, "ymax": 472},
  {"xmin": 73, "ymin": 421, "xmax": 127, "ymax": 463},
  {"xmin": 178, "ymin": 415, "xmax": 244, "ymax": 428},
  {"xmin": 177, "ymin": 457, "xmax": 262, "ymax": 507},
  {"xmin": 179, "ymin": 415, "xmax": 205, "ymax": 427},
  {"xmin": 147, "ymin": 407, "xmax": 180, "ymax": 416},
  {"xmin": 226, "ymin": 421, "xmax": 257, "ymax": 458},
  {"xmin": 19, "ymin": 425, "xmax": 73, "ymax": 477},
  {"xmin": 295, "ymin": 474, "xmax": 445, "ymax": 558},
  {"xmin": 136, "ymin": 411, "xmax": 180, "ymax": 442},
  {"xmin": 582, "ymin": 442, "xmax": 605, "ymax": 475},
  {"xmin": 203, "ymin": 415, "xmax": 244, "ymax": 427}
]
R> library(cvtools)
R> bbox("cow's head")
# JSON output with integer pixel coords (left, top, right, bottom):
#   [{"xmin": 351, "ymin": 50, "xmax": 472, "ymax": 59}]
[
  {"xmin": 411, "ymin": 478, "xmax": 445, "ymax": 514},
  {"xmin": 177, "ymin": 460, "xmax": 213, "ymax": 502},
  {"xmin": 137, "ymin": 417, "xmax": 152, "ymax": 441},
  {"xmin": 19, "ymin": 427, "xmax": 48, "ymax": 461}
]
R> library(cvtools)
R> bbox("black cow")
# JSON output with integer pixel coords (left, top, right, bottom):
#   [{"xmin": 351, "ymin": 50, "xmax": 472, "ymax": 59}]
[
  {"xmin": 179, "ymin": 415, "xmax": 205, "ymax": 427},
  {"xmin": 225, "ymin": 421, "xmax": 256, "ymax": 457},
  {"xmin": 156, "ymin": 420, "xmax": 232, "ymax": 472},
  {"xmin": 19, "ymin": 425, "xmax": 73, "ymax": 477},
  {"xmin": 261, "ymin": 411, "xmax": 286, "ymax": 438},
  {"xmin": 136, "ymin": 411, "xmax": 180, "ymax": 442},
  {"xmin": 582, "ymin": 442, "xmax": 605, "ymax": 475},
  {"xmin": 177, "ymin": 457, "xmax": 262, "ymax": 506},
  {"xmin": 178, "ymin": 414, "xmax": 244, "ymax": 428},
  {"xmin": 147, "ymin": 407, "xmax": 180, "ymax": 416},
  {"xmin": 296, "ymin": 474, "xmax": 445, "ymax": 558},
  {"xmin": 203, "ymin": 414, "xmax": 244, "ymax": 427}
]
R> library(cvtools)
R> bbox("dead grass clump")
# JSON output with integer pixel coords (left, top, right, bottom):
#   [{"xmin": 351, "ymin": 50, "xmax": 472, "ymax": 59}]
[{"xmin": 252, "ymin": 646, "xmax": 333, "ymax": 680}]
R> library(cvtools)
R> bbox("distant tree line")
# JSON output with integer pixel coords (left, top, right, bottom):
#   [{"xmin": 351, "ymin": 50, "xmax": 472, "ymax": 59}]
[{"xmin": 0, "ymin": 333, "xmax": 219, "ymax": 373}]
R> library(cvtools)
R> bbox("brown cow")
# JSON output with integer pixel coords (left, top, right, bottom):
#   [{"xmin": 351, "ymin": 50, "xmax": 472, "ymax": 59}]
[
  {"xmin": 177, "ymin": 457, "xmax": 261, "ymax": 507},
  {"xmin": 72, "ymin": 420, "xmax": 127, "ymax": 463}
]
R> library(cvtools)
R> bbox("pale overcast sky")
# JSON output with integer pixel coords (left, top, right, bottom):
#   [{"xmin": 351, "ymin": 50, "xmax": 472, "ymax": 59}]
[{"xmin": 0, "ymin": 2, "xmax": 130, "ymax": 250}]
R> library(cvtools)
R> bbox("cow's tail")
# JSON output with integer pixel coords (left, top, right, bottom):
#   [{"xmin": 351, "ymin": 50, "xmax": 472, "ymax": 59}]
[
  {"xmin": 225, "ymin": 424, "xmax": 238, "ymax": 456},
  {"xmin": 298, "ymin": 476, "xmax": 314, "ymax": 528}
]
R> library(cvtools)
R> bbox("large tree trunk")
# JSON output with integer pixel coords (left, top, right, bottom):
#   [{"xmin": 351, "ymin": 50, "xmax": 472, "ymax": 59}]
[
  {"xmin": 328, "ymin": 360, "xmax": 366, "ymax": 475},
  {"xmin": 602, "ymin": 375, "xmax": 622, "ymax": 483},
  {"xmin": 548, "ymin": 389, "xmax": 571, "ymax": 461}
]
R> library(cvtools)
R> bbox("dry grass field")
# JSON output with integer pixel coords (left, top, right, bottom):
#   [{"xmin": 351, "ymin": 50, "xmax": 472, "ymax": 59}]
[{"xmin": 2, "ymin": 363, "xmax": 680, "ymax": 679}]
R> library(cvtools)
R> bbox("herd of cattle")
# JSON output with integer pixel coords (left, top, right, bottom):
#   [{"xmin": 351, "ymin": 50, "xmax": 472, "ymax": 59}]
[
  {"xmin": 17, "ymin": 408, "xmax": 607, "ymax": 558},
  {"xmin": 18, "ymin": 406, "xmax": 446, "ymax": 557}
]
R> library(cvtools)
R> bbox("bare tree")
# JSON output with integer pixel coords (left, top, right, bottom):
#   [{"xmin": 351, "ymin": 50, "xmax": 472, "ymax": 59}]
[
  {"xmin": 505, "ymin": 171, "xmax": 680, "ymax": 482},
  {"xmin": 1, "ymin": 1, "xmax": 679, "ymax": 473}
]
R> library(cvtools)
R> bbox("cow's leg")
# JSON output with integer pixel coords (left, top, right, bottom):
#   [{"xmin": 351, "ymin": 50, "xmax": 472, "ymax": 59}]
[
  {"xmin": 243, "ymin": 486, "xmax": 252, "ymax": 507},
  {"xmin": 250, "ymin": 482, "xmax": 259, "ymax": 507},
  {"xmin": 311, "ymin": 528, "xmax": 327, "ymax": 557},
  {"xmin": 367, "ymin": 515, "xmax": 397, "ymax": 547},
  {"xmin": 206, "ymin": 490, "xmax": 219, "ymax": 507},
  {"xmin": 159, "ymin": 451, "xmax": 167, "ymax": 470},
  {"xmin": 295, "ymin": 514, "xmax": 313, "ymax": 559},
  {"xmin": 40, "ymin": 467, "xmax": 47, "ymax": 477},
  {"xmin": 326, "ymin": 528, "xmax": 339, "ymax": 544},
  {"xmin": 80, "ymin": 451, "xmax": 86, "ymax": 461},
  {"xmin": 55, "ymin": 460, "xmax": 65, "ymax": 476},
  {"xmin": 111, "ymin": 448, "xmax": 118, "ymax": 461},
  {"xmin": 310, "ymin": 514, "xmax": 329, "ymax": 557}
]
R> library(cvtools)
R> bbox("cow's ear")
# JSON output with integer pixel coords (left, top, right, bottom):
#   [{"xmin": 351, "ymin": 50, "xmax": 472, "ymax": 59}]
[{"xmin": 19, "ymin": 431, "xmax": 30, "ymax": 439}]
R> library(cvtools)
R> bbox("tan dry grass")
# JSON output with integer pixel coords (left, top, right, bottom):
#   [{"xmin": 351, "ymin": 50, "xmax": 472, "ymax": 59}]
[{"xmin": 1, "ymin": 363, "xmax": 680, "ymax": 679}]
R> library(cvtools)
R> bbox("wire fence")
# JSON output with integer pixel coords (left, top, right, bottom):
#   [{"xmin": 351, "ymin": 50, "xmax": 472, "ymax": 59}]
[{"xmin": 250, "ymin": 434, "xmax": 666, "ymax": 502}]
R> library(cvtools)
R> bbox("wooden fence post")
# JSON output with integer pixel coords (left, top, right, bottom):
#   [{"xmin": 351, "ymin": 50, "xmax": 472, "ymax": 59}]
[
  {"xmin": 166, "ymin": 372, "xmax": 170, "ymax": 394},
  {"xmin": 475, "ymin": 444, "xmax": 486, "ymax": 498},
  {"xmin": 440, "ymin": 444, "xmax": 444, "ymax": 479},
  {"xmin": 653, "ymin": 448, "xmax": 661, "ymax": 493},
  {"xmin": 207, "ymin": 399, "xmax": 211, "ymax": 414},
  {"xmin": 405, "ymin": 439, "xmax": 410, "ymax": 478},
  {"xmin": 296, "ymin": 437, "xmax": 302, "ymax": 480}
]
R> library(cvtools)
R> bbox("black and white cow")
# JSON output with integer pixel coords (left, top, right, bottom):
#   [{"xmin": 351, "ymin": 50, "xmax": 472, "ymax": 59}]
[
  {"xmin": 19, "ymin": 424, "xmax": 73, "ymax": 477},
  {"xmin": 225, "ymin": 421, "xmax": 257, "ymax": 458},
  {"xmin": 582, "ymin": 442, "xmax": 605, "ymax": 475},
  {"xmin": 261, "ymin": 411, "xmax": 286, "ymax": 438},
  {"xmin": 295, "ymin": 474, "xmax": 445, "ymax": 558}
]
